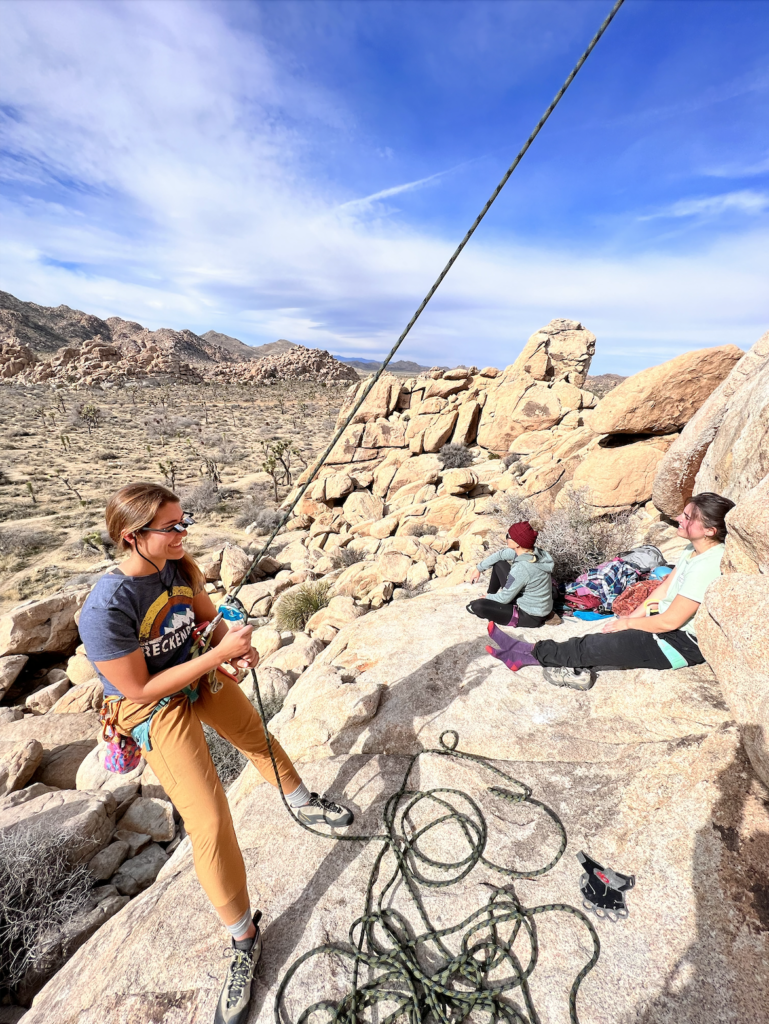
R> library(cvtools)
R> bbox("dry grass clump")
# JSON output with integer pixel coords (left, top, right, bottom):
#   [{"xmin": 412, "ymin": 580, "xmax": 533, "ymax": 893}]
[
  {"xmin": 274, "ymin": 579, "xmax": 331, "ymax": 631},
  {"xmin": 0, "ymin": 525, "xmax": 62, "ymax": 559},
  {"xmin": 179, "ymin": 480, "xmax": 220, "ymax": 515},
  {"xmin": 331, "ymin": 546, "xmax": 367, "ymax": 569},
  {"xmin": 0, "ymin": 825, "xmax": 94, "ymax": 991},
  {"xmin": 536, "ymin": 488, "xmax": 636, "ymax": 583},
  {"xmin": 438, "ymin": 443, "xmax": 474, "ymax": 470}
]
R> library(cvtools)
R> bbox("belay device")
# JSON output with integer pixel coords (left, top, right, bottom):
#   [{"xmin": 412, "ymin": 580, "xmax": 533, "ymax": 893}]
[{"xmin": 577, "ymin": 851, "xmax": 635, "ymax": 922}]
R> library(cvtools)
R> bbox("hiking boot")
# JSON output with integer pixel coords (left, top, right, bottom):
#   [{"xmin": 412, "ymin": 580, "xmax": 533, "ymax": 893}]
[
  {"xmin": 214, "ymin": 912, "xmax": 262, "ymax": 1024},
  {"xmin": 295, "ymin": 793, "xmax": 354, "ymax": 828},
  {"xmin": 542, "ymin": 665, "xmax": 596, "ymax": 691}
]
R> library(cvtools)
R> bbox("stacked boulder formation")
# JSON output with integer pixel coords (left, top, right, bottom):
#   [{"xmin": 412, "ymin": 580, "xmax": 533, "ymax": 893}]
[
  {"xmin": 272, "ymin": 320, "xmax": 742, "ymax": 598},
  {"xmin": 206, "ymin": 345, "xmax": 360, "ymax": 385}
]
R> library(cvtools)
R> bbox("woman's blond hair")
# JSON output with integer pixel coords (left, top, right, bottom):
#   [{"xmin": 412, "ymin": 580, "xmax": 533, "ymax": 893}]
[{"xmin": 105, "ymin": 482, "xmax": 204, "ymax": 592}]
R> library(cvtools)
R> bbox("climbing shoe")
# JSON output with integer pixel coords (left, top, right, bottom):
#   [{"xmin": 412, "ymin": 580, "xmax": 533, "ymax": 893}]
[
  {"xmin": 295, "ymin": 793, "xmax": 354, "ymax": 828},
  {"xmin": 214, "ymin": 912, "xmax": 262, "ymax": 1024},
  {"xmin": 542, "ymin": 665, "xmax": 596, "ymax": 691}
]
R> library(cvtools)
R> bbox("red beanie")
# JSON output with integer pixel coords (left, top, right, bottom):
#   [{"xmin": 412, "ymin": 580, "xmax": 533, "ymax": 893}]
[{"xmin": 507, "ymin": 521, "xmax": 538, "ymax": 549}]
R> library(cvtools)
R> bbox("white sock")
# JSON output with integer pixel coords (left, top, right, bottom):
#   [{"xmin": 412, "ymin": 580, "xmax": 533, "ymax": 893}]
[{"xmin": 285, "ymin": 781, "xmax": 311, "ymax": 808}]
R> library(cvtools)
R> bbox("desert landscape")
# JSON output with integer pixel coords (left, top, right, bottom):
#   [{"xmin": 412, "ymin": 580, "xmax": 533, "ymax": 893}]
[{"xmin": 1, "ymin": 289, "xmax": 768, "ymax": 1024}]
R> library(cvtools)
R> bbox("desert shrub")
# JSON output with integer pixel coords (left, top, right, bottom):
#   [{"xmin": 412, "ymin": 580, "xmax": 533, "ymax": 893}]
[
  {"xmin": 0, "ymin": 825, "xmax": 95, "ymax": 990},
  {"xmin": 203, "ymin": 724, "xmax": 247, "ymax": 788},
  {"xmin": 536, "ymin": 487, "xmax": 637, "ymax": 584},
  {"xmin": 275, "ymin": 580, "xmax": 331, "ymax": 631},
  {"xmin": 179, "ymin": 480, "xmax": 220, "ymax": 516},
  {"xmin": 438, "ymin": 443, "xmax": 474, "ymax": 470},
  {"xmin": 331, "ymin": 546, "xmax": 367, "ymax": 569},
  {"xmin": 408, "ymin": 522, "xmax": 438, "ymax": 538},
  {"xmin": 95, "ymin": 451, "xmax": 118, "ymax": 461},
  {"xmin": 235, "ymin": 503, "xmax": 283, "ymax": 533},
  {"xmin": 0, "ymin": 526, "xmax": 61, "ymax": 559},
  {"xmin": 502, "ymin": 453, "xmax": 520, "ymax": 468}
]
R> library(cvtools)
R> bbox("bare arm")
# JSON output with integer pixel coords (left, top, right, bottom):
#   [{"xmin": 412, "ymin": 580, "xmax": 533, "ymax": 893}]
[
  {"xmin": 95, "ymin": 621, "xmax": 254, "ymax": 704},
  {"xmin": 603, "ymin": 594, "xmax": 699, "ymax": 635}
]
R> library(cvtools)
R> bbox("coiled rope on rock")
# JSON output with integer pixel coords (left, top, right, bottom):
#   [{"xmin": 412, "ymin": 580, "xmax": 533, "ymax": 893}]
[
  {"xmin": 254, "ymin": 728, "xmax": 600, "ymax": 1024},
  {"xmin": 232, "ymin": 4, "xmax": 624, "ymax": 1018}
]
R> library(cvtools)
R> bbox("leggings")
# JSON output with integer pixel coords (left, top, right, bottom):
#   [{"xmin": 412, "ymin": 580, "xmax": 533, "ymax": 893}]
[
  {"xmin": 114, "ymin": 672, "xmax": 302, "ymax": 927},
  {"xmin": 533, "ymin": 629, "xmax": 705, "ymax": 670},
  {"xmin": 467, "ymin": 561, "xmax": 549, "ymax": 628}
]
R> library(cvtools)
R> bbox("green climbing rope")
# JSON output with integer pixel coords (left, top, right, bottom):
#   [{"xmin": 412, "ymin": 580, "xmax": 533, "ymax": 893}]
[
  {"xmin": 257, "ymin": 729, "xmax": 600, "ymax": 1024},
  {"xmin": 228, "ymin": 0, "xmax": 626, "ymax": 605},
  {"xmin": 237, "ymin": 4, "xmax": 627, "ymax": 1016}
]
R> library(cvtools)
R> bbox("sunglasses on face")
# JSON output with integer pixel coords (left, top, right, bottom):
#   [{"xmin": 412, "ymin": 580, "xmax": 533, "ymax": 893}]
[{"xmin": 139, "ymin": 512, "xmax": 195, "ymax": 535}]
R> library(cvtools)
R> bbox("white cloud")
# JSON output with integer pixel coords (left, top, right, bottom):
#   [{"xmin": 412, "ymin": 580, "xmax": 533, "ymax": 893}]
[
  {"xmin": 0, "ymin": 0, "xmax": 768, "ymax": 379},
  {"xmin": 642, "ymin": 190, "xmax": 769, "ymax": 220}
]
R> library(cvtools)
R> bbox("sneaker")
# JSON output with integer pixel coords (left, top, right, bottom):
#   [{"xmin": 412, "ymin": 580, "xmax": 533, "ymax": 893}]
[
  {"xmin": 542, "ymin": 665, "xmax": 596, "ymax": 691},
  {"xmin": 214, "ymin": 912, "xmax": 262, "ymax": 1024},
  {"xmin": 295, "ymin": 793, "xmax": 354, "ymax": 828}
]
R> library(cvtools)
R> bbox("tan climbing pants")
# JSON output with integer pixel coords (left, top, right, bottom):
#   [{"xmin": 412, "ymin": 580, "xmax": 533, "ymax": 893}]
[{"xmin": 114, "ymin": 672, "xmax": 302, "ymax": 926}]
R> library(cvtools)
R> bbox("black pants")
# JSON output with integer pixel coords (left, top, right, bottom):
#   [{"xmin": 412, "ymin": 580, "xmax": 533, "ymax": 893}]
[
  {"xmin": 467, "ymin": 561, "xmax": 549, "ymax": 628},
  {"xmin": 533, "ymin": 629, "xmax": 704, "ymax": 670}
]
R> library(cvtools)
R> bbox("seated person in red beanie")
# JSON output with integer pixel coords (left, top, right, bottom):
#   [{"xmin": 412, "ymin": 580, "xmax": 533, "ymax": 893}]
[{"xmin": 467, "ymin": 521, "xmax": 555, "ymax": 627}]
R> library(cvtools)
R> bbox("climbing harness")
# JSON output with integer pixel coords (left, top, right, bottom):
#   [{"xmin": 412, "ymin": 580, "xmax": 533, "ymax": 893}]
[{"xmin": 576, "ymin": 851, "xmax": 635, "ymax": 923}]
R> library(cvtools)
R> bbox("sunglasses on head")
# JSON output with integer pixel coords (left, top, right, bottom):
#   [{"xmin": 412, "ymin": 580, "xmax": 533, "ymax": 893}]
[{"xmin": 139, "ymin": 512, "xmax": 195, "ymax": 535}]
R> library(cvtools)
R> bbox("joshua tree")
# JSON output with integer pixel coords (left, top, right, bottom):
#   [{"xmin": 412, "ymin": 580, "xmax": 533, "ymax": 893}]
[
  {"xmin": 260, "ymin": 439, "xmax": 305, "ymax": 500},
  {"xmin": 77, "ymin": 403, "xmax": 101, "ymax": 435}
]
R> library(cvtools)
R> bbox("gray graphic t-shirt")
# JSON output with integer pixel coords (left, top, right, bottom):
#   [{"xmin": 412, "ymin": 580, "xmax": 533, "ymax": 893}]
[{"xmin": 78, "ymin": 563, "xmax": 197, "ymax": 698}]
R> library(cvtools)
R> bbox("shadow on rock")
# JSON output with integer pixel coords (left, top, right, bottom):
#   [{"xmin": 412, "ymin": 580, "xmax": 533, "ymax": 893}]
[{"xmin": 626, "ymin": 744, "xmax": 769, "ymax": 1023}]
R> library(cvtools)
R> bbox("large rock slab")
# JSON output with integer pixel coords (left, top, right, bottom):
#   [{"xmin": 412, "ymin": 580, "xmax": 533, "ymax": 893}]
[
  {"xmin": 335, "ymin": 374, "xmax": 402, "ymax": 427},
  {"xmin": 0, "ymin": 783, "xmax": 115, "ymax": 863},
  {"xmin": 0, "ymin": 712, "xmax": 99, "ymax": 789},
  {"xmin": 23, "ymin": 736, "xmax": 769, "ymax": 1024},
  {"xmin": 695, "ymin": 336, "xmax": 769, "ymax": 503},
  {"xmin": 652, "ymin": 329, "xmax": 769, "ymax": 515},
  {"xmin": 564, "ymin": 435, "xmax": 676, "ymax": 513},
  {"xmin": 0, "ymin": 738, "xmax": 43, "ymax": 796},
  {"xmin": 270, "ymin": 587, "xmax": 731, "ymax": 765},
  {"xmin": 591, "ymin": 345, "xmax": 742, "ymax": 436},
  {"xmin": 0, "ymin": 654, "xmax": 28, "ymax": 699},
  {"xmin": 698, "ymin": 573, "xmax": 769, "ymax": 788},
  {"xmin": 0, "ymin": 589, "xmax": 90, "ymax": 657},
  {"xmin": 721, "ymin": 476, "xmax": 769, "ymax": 574}
]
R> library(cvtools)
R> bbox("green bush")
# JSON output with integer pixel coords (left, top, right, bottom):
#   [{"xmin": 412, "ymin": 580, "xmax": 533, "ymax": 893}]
[
  {"xmin": 274, "ymin": 580, "xmax": 331, "ymax": 631},
  {"xmin": 0, "ymin": 825, "xmax": 94, "ymax": 991}
]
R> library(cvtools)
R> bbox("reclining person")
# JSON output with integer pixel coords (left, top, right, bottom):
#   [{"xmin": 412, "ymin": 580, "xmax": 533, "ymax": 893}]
[
  {"xmin": 467, "ymin": 520, "xmax": 554, "ymax": 627},
  {"xmin": 485, "ymin": 493, "xmax": 734, "ymax": 690}
]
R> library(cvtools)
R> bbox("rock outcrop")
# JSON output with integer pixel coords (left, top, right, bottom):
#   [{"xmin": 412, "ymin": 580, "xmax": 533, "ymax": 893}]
[
  {"xmin": 590, "ymin": 345, "xmax": 742, "ymax": 435},
  {"xmin": 653, "ymin": 329, "xmax": 768, "ymax": 516},
  {"xmin": 23, "ymin": 586, "xmax": 769, "ymax": 1024}
]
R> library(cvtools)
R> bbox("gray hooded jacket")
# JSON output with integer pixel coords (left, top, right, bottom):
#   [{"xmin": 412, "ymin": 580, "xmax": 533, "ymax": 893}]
[{"xmin": 476, "ymin": 546, "xmax": 555, "ymax": 617}]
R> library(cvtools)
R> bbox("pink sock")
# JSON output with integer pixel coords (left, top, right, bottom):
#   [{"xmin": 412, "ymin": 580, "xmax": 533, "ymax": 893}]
[{"xmin": 485, "ymin": 641, "xmax": 538, "ymax": 672}]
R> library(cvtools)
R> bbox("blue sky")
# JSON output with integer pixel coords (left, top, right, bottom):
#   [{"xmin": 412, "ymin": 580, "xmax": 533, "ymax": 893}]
[{"xmin": 1, "ymin": 0, "xmax": 768, "ymax": 374}]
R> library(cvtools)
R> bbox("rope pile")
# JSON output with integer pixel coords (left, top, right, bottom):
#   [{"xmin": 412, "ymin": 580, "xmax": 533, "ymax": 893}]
[{"xmin": 269, "ymin": 731, "xmax": 600, "ymax": 1024}]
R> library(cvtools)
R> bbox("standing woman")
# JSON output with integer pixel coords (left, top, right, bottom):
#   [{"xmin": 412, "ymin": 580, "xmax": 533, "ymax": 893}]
[{"xmin": 78, "ymin": 483, "xmax": 353, "ymax": 1024}]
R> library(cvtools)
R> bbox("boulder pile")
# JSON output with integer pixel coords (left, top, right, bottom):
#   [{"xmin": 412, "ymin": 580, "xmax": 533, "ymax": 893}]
[
  {"xmin": 7, "ymin": 337, "xmax": 204, "ymax": 388},
  {"xmin": 206, "ymin": 345, "xmax": 360, "ymax": 385},
  {"xmin": 257, "ymin": 320, "xmax": 743, "ymax": 611},
  {"xmin": 0, "ymin": 589, "xmax": 187, "ymax": 1003}
]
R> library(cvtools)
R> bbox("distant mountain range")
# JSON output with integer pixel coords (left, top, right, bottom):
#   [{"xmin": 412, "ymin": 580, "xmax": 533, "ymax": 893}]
[{"xmin": 335, "ymin": 356, "xmax": 447, "ymax": 373}]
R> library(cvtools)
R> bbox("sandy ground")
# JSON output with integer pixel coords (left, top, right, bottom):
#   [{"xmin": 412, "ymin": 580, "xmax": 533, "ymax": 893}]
[{"xmin": 0, "ymin": 379, "xmax": 350, "ymax": 612}]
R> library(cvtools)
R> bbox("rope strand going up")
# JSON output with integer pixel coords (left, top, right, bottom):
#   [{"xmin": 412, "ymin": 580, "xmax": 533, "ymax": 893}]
[{"xmin": 229, "ymin": 0, "xmax": 626, "ymax": 602}]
